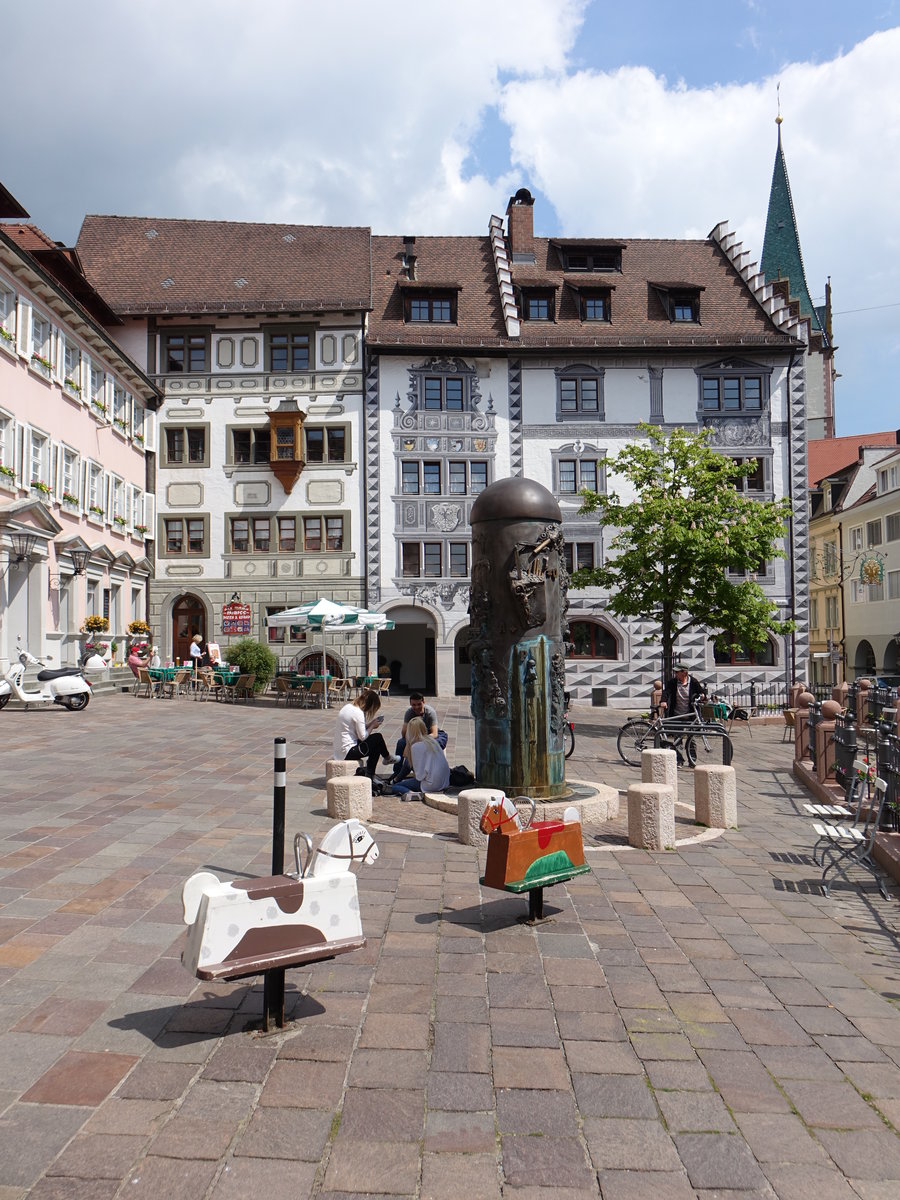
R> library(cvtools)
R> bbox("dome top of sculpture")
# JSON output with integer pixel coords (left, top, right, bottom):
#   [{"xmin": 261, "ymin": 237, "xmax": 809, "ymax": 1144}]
[{"xmin": 470, "ymin": 477, "xmax": 561, "ymax": 524}]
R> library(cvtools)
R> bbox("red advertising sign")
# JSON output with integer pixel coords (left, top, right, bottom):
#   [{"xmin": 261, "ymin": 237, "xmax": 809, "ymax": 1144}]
[{"xmin": 222, "ymin": 602, "xmax": 251, "ymax": 636}]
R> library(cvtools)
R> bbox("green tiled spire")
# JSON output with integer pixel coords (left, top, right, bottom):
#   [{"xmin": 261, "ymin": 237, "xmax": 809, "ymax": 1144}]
[{"xmin": 761, "ymin": 123, "xmax": 824, "ymax": 335}]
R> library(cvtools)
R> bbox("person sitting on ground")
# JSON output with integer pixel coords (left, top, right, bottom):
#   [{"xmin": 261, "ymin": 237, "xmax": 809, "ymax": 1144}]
[
  {"xmin": 391, "ymin": 692, "xmax": 448, "ymax": 783},
  {"xmin": 126, "ymin": 644, "xmax": 149, "ymax": 678},
  {"xmin": 333, "ymin": 688, "xmax": 398, "ymax": 782},
  {"xmin": 389, "ymin": 717, "xmax": 451, "ymax": 801},
  {"xmin": 663, "ymin": 663, "xmax": 705, "ymax": 719}
]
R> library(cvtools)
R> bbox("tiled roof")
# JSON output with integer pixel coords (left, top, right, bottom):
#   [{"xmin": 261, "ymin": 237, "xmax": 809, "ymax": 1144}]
[
  {"xmin": 808, "ymin": 431, "xmax": 899, "ymax": 487},
  {"xmin": 369, "ymin": 235, "xmax": 507, "ymax": 348},
  {"xmin": 75, "ymin": 216, "xmax": 372, "ymax": 315},
  {"xmin": 368, "ymin": 231, "xmax": 798, "ymax": 351},
  {"xmin": 2, "ymin": 223, "xmax": 121, "ymax": 327}
]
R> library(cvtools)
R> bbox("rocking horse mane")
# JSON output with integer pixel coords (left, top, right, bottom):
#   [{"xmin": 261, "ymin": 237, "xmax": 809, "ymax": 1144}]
[
  {"xmin": 479, "ymin": 794, "xmax": 525, "ymax": 835},
  {"xmin": 309, "ymin": 818, "xmax": 378, "ymax": 876}
]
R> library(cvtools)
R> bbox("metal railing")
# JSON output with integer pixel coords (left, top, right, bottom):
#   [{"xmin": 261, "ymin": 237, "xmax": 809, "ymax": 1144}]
[
  {"xmin": 710, "ymin": 680, "xmax": 791, "ymax": 715},
  {"xmin": 874, "ymin": 721, "xmax": 900, "ymax": 833},
  {"xmin": 833, "ymin": 712, "xmax": 858, "ymax": 784}
]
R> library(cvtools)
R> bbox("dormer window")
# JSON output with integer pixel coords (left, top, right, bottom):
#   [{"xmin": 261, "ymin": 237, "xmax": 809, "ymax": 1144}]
[
  {"xmin": 521, "ymin": 290, "xmax": 555, "ymax": 321},
  {"xmin": 651, "ymin": 283, "xmax": 703, "ymax": 324},
  {"xmin": 401, "ymin": 285, "xmax": 459, "ymax": 324},
  {"xmin": 579, "ymin": 290, "xmax": 610, "ymax": 322},
  {"xmin": 559, "ymin": 245, "xmax": 623, "ymax": 273}
]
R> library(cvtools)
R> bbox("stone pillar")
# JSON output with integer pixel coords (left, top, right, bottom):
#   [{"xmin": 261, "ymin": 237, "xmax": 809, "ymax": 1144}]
[
  {"xmin": 457, "ymin": 788, "xmax": 496, "ymax": 848},
  {"xmin": 832, "ymin": 681, "xmax": 849, "ymax": 709},
  {"xmin": 642, "ymin": 748, "xmax": 678, "ymax": 804},
  {"xmin": 326, "ymin": 776, "xmax": 372, "ymax": 821},
  {"xmin": 694, "ymin": 765, "xmax": 737, "ymax": 828},
  {"xmin": 435, "ymin": 641, "xmax": 455, "ymax": 700},
  {"xmin": 789, "ymin": 683, "xmax": 805, "ymax": 709},
  {"xmin": 816, "ymin": 699, "xmax": 842, "ymax": 784},
  {"xmin": 627, "ymin": 783, "xmax": 675, "ymax": 850},
  {"xmin": 794, "ymin": 691, "xmax": 814, "ymax": 761},
  {"xmin": 469, "ymin": 478, "xmax": 567, "ymax": 798}
]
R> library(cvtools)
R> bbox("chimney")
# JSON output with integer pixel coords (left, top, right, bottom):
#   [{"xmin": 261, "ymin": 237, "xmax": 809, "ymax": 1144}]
[
  {"xmin": 506, "ymin": 188, "xmax": 535, "ymax": 264},
  {"xmin": 401, "ymin": 235, "xmax": 417, "ymax": 281}
]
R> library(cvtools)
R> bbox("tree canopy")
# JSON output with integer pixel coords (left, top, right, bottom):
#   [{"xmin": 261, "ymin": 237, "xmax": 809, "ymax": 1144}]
[{"xmin": 572, "ymin": 424, "xmax": 794, "ymax": 680}]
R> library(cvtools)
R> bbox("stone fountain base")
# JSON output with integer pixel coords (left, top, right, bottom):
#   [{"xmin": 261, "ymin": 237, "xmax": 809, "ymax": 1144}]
[{"xmin": 426, "ymin": 781, "xmax": 619, "ymax": 847}]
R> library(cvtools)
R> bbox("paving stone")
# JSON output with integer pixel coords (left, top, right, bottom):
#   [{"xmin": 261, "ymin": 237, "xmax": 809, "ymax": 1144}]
[
  {"xmin": 814, "ymin": 1129, "xmax": 900, "ymax": 1180},
  {"xmin": 420, "ymin": 1152, "xmax": 501, "ymax": 1200},
  {"xmin": 762, "ymin": 1162, "xmax": 866, "ymax": 1200},
  {"xmin": 234, "ymin": 1106, "xmax": 334, "ymax": 1161},
  {"xmin": 572, "ymin": 1073, "xmax": 658, "ymax": 1118},
  {"xmin": 27, "ymin": 1181, "xmax": 120, "ymax": 1200},
  {"xmin": 0, "ymin": 1032, "xmax": 72, "ymax": 1093},
  {"xmin": 729, "ymin": 1008, "xmax": 812, "ymax": 1046},
  {"xmin": 501, "ymin": 1135, "xmax": 595, "ymax": 1190},
  {"xmin": 595, "ymin": 1169, "xmax": 694, "ymax": 1199},
  {"xmin": 630, "ymin": 1032, "xmax": 696, "ymax": 1060},
  {"xmin": 754, "ymin": 1045, "xmax": 844, "ymax": 1081},
  {"xmin": 489, "ymin": 1006, "xmax": 560, "ymax": 1047},
  {"xmin": 323, "ymin": 1138, "xmax": 420, "ymax": 1194},
  {"xmin": 582, "ymin": 1117, "xmax": 682, "ymax": 1171},
  {"xmin": 673, "ymin": 1132, "xmax": 768, "ymax": 1189},
  {"xmin": 733, "ymin": 1112, "xmax": 831, "ymax": 1164},
  {"xmin": 0, "ymin": 1103, "xmax": 89, "ymax": 1188},
  {"xmin": 426, "ymin": 1071, "xmax": 495, "ymax": 1112},
  {"xmin": 116, "ymin": 1060, "xmax": 197, "ymax": 1100},
  {"xmin": 645, "ymin": 1058, "xmax": 713, "ymax": 1091},
  {"xmin": 45, "ymin": 1133, "xmax": 147, "ymax": 1178},
  {"xmin": 780, "ymin": 1078, "xmax": 884, "ymax": 1129},
  {"xmin": 359, "ymin": 1013, "xmax": 430, "ymax": 1050},
  {"xmin": 347, "ymin": 1048, "xmax": 428, "ymax": 1089},
  {"xmin": 201, "ymin": 1037, "xmax": 278, "ymax": 1082},
  {"xmin": 21, "ymin": 1050, "xmax": 138, "ymax": 1106},
  {"xmin": 258, "ymin": 1059, "xmax": 346, "ymax": 1108},
  {"xmin": 495, "ymin": 1087, "xmax": 579, "ymax": 1135},
  {"xmin": 562, "ymin": 1040, "xmax": 643, "ymax": 1074},
  {"xmin": 697, "ymin": 1049, "xmax": 791, "ymax": 1113},
  {"xmin": 11, "ymin": 998, "xmax": 107, "ymax": 1037},
  {"xmin": 84, "ymin": 1099, "xmax": 171, "ymax": 1136},
  {"xmin": 124, "ymin": 1156, "xmax": 218, "ymax": 1199},
  {"xmin": 339, "ymin": 1087, "xmax": 425, "ymax": 1141},
  {"xmin": 493, "ymin": 1046, "xmax": 572, "ymax": 1090},
  {"xmin": 278, "ymin": 1024, "xmax": 356, "ymax": 1061},
  {"xmin": 209, "ymin": 1157, "xmax": 318, "ymax": 1200},
  {"xmin": 432, "ymin": 1023, "xmax": 491, "ymax": 1072},
  {"xmin": 655, "ymin": 1089, "xmax": 736, "ymax": 1132},
  {"xmin": 423, "ymin": 1110, "xmax": 496, "ymax": 1153}
]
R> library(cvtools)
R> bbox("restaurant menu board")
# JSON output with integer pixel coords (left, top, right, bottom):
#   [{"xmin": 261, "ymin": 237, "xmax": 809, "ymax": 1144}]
[{"xmin": 222, "ymin": 603, "xmax": 251, "ymax": 636}]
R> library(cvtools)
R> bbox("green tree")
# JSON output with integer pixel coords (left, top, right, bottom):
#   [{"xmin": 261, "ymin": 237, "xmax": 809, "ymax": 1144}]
[
  {"xmin": 225, "ymin": 639, "xmax": 277, "ymax": 694},
  {"xmin": 573, "ymin": 424, "xmax": 794, "ymax": 681}
]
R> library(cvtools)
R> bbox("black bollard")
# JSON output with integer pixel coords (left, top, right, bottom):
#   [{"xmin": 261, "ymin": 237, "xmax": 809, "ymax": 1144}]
[{"xmin": 263, "ymin": 737, "xmax": 287, "ymax": 1032}]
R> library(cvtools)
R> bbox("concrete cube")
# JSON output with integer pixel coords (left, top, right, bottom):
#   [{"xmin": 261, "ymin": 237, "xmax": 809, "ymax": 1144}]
[
  {"xmin": 626, "ymin": 783, "xmax": 675, "ymax": 850},
  {"xmin": 693, "ymin": 765, "xmax": 737, "ymax": 829},
  {"xmin": 458, "ymin": 787, "xmax": 502, "ymax": 848},
  {"xmin": 326, "ymin": 758, "xmax": 359, "ymax": 781},
  {"xmin": 642, "ymin": 748, "xmax": 678, "ymax": 803},
  {"xmin": 326, "ymin": 775, "xmax": 372, "ymax": 821}
]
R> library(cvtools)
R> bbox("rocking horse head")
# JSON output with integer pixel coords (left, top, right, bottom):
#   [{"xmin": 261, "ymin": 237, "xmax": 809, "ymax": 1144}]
[
  {"xmin": 308, "ymin": 817, "xmax": 379, "ymax": 877},
  {"xmin": 479, "ymin": 794, "xmax": 534, "ymax": 836}
]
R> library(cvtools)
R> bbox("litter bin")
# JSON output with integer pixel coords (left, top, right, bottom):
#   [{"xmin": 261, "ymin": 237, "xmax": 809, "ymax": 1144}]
[{"xmin": 591, "ymin": 687, "xmax": 608, "ymax": 706}]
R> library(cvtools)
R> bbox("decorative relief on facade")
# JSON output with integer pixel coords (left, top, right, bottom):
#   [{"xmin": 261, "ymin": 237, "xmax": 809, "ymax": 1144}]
[
  {"xmin": 216, "ymin": 337, "xmax": 234, "ymax": 369},
  {"xmin": 320, "ymin": 335, "xmax": 337, "ymax": 367},
  {"xmin": 431, "ymin": 503, "xmax": 462, "ymax": 533},
  {"xmin": 399, "ymin": 582, "xmax": 468, "ymax": 609},
  {"xmin": 234, "ymin": 481, "xmax": 271, "ymax": 506},
  {"xmin": 704, "ymin": 415, "xmax": 770, "ymax": 447},
  {"xmin": 167, "ymin": 482, "xmax": 203, "ymax": 507},
  {"xmin": 404, "ymin": 504, "xmax": 417, "ymax": 525},
  {"xmin": 342, "ymin": 334, "xmax": 358, "ymax": 365},
  {"xmin": 240, "ymin": 338, "xmax": 258, "ymax": 368},
  {"xmin": 306, "ymin": 480, "xmax": 343, "ymax": 506},
  {"xmin": 166, "ymin": 564, "xmax": 203, "ymax": 576}
]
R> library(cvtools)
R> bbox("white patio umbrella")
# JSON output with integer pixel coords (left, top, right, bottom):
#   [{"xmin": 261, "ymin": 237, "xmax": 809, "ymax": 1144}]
[{"xmin": 265, "ymin": 599, "xmax": 395, "ymax": 706}]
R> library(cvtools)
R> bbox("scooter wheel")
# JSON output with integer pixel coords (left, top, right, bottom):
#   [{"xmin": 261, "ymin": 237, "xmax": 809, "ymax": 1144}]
[
  {"xmin": 0, "ymin": 693, "xmax": 9, "ymax": 710},
  {"xmin": 62, "ymin": 694, "xmax": 90, "ymax": 711}
]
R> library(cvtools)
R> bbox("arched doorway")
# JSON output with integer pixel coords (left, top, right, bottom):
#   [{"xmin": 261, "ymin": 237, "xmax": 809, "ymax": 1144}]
[
  {"xmin": 378, "ymin": 604, "xmax": 437, "ymax": 695},
  {"xmin": 172, "ymin": 594, "xmax": 206, "ymax": 665},
  {"xmin": 454, "ymin": 625, "xmax": 472, "ymax": 694},
  {"xmin": 854, "ymin": 639, "xmax": 876, "ymax": 679}
]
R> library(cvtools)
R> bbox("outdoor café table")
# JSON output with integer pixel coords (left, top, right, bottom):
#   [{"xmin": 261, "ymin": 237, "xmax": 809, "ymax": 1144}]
[{"xmin": 213, "ymin": 669, "xmax": 240, "ymax": 686}]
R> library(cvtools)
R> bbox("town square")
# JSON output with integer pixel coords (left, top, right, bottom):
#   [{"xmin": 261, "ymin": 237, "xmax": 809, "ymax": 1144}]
[{"xmin": 2, "ymin": 1, "xmax": 900, "ymax": 1196}]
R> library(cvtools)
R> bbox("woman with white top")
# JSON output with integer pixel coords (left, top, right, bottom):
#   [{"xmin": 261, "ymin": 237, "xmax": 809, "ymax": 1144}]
[
  {"xmin": 390, "ymin": 717, "xmax": 450, "ymax": 801},
  {"xmin": 333, "ymin": 688, "xmax": 396, "ymax": 781}
]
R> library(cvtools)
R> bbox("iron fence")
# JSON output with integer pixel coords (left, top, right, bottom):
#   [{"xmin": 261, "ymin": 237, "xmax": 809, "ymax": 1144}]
[
  {"xmin": 875, "ymin": 724, "xmax": 900, "ymax": 833},
  {"xmin": 833, "ymin": 712, "xmax": 858, "ymax": 784},
  {"xmin": 710, "ymin": 680, "xmax": 791, "ymax": 715},
  {"xmin": 807, "ymin": 701, "xmax": 822, "ymax": 771}
]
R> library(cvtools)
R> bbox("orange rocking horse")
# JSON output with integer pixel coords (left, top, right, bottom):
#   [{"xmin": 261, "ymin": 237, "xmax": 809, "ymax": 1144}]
[{"xmin": 479, "ymin": 794, "xmax": 590, "ymax": 921}]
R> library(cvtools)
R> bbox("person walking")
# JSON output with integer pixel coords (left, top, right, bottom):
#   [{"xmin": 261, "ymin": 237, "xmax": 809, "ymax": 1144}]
[
  {"xmin": 663, "ymin": 662, "xmax": 705, "ymax": 718},
  {"xmin": 333, "ymin": 688, "xmax": 398, "ymax": 784},
  {"xmin": 389, "ymin": 717, "xmax": 451, "ymax": 801}
]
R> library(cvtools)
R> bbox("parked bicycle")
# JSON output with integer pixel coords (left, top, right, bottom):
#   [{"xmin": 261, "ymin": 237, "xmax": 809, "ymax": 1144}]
[{"xmin": 616, "ymin": 700, "xmax": 733, "ymax": 768}]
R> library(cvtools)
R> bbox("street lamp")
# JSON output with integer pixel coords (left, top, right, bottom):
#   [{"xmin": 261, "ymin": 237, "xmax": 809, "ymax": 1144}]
[
  {"xmin": 49, "ymin": 546, "xmax": 92, "ymax": 589},
  {"xmin": 10, "ymin": 531, "xmax": 37, "ymax": 563}
]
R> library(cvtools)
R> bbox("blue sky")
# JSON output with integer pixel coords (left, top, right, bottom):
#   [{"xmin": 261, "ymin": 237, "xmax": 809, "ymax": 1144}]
[{"xmin": 1, "ymin": 1, "xmax": 897, "ymax": 437}]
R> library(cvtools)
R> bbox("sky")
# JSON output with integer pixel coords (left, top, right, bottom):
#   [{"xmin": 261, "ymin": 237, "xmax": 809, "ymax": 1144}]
[{"xmin": 1, "ymin": 0, "xmax": 898, "ymax": 437}]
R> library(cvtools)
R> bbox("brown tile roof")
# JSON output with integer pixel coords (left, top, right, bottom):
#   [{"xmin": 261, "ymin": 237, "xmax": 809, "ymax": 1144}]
[
  {"xmin": 2, "ymin": 223, "xmax": 122, "ymax": 327},
  {"xmin": 808, "ymin": 431, "xmax": 899, "ymax": 487},
  {"xmin": 75, "ymin": 216, "xmax": 372, "ymax": 315},
  {"xmin": 368, "ymin": 231, "xmax": 799, "ymax": 352},
  {"xmin": 369, "ymin": 235, "xmax": 507, "ymax": 348}
]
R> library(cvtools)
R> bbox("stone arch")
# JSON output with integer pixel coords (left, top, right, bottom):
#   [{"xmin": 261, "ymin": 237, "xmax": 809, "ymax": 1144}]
[
  {"xmin": 854, "ymin": 639, "xmax": 876, "ymax": 678},
  {"xmin": 157, "ymin": 588, "xmax": 214, "ymax": 663}
]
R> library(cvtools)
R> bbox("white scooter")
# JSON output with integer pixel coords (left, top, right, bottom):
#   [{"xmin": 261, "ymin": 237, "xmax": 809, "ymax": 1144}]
[{"xmin": 0, "ymin": 648, "xmax": 92, "ymax": 711}]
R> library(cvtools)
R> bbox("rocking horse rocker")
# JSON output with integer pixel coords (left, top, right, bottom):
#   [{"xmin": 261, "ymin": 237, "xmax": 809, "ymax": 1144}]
[
  {"xmin": 180, "ymin": 818, "xmax": 379, "ymax": 981},
  {"xmin": 479, "ymin": 794, "xmax": 590, "ymax": 923}
]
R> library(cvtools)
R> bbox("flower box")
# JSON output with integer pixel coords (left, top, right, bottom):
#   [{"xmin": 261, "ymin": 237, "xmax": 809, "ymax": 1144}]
[
  {"xmin": 82, "ymin": 615, "xmax": 110, "ymax": 634},
  {"xmin": 63, "ymin": 379, "xmax": 82, "ymax": 395},
  {"xmin": 88, "ymin": 505, "xmax": 105, "ymax": 518},
  {"xmin": 31, "ymin": 353, "xmax": 53, "ymax": 374},
  {"xmin": 113, "ymin": 419, "xmax": 127, "ymax": 433},
  {"xmin": 135, "ymin": 524, "xmax": 149, "ymax": 537},
  {"xmin": 62, "ymin": 492, "xmax": 80, "ymax": 507},
  {"xmin": 113, "ymin": 516, "xmax": 127, "ymax": 528},
  {"xmin": 0, "ymin": 465, "xmax": 16, "ymax": 481},
  {"xmin": 30, "ymin": 480, "xmax": 51, "ymax": 496},
  {"xmin": 0, "ymin": 328, "xmax": 15, "ymax": 345}
]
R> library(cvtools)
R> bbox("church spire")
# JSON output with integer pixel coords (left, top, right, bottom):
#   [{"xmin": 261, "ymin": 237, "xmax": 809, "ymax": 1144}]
[{"xmin": 760, "ymin": 109, "xmax": 824, "ymax": 335}]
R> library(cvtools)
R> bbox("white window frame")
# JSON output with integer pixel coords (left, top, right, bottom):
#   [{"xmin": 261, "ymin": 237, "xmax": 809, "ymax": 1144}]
[
  {"xmin": 58, "ymin": 445, "xmax": 80, "ymax": 506},
  {"xmin": 866, "ymin": 519, "xmax": 883, "ymax": 548},
  {"xmin": 850, "ymin": 580, "xmax": 867, "ymax": 604},
  {"xmin": 85, "ymin": 461, "xmax": 104, "ymax": 519},
  {"xmin": 112, "ymin": 383, "xmax": 129, "ymax": 434},
  {"xmin": 849, "ymin": 526, "xmax": 863, "ymax": 552},
  {"xmin": 0, "ymin": 280, "xmax": 16, "ymax": 350},
  {"xmin": 888, "ymin": 569, "xmax": 900, "ymax": 601},
  {"xmin": 30, "ymin": 310, "xmax": 52, "ymax": 372},
  {"xmin": 89, "ymin": 362, "xmax": 107, "ymax": 415},
  {"xmin": 886, "ymin": 512, "xmax": 900, "ymax": 543},
  {"xmin": 27, "ymin": 427, "xmax": 51, "ymax": 490},
  {"xmin": 0, "ymin": 409, "xmax": 14, "ymax": 478}
]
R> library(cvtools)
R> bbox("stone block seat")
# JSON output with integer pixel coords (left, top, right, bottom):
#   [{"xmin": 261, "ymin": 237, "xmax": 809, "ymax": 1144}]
[
  {"xmin": 693, "ymin": 765, "xmax": 737, "ymax": 829},
  {"xmin": 326, "ymin": 775, "xmax": 372, "ymax": 821},
  {"xmin": 627, "ymin": 782, "xmax": 675, "ymax": 850}
]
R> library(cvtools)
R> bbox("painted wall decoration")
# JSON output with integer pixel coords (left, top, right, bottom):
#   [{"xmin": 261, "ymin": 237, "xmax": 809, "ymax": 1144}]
[{"xmin": 222, "ymin": 602, "xmax": 252, "ymax": 635}]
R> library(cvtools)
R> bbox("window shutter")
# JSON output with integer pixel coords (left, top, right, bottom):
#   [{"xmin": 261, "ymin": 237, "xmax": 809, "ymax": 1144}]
[
  {"xmin": 13, "ymin": 421, "xmax": 23, "ymax": 486},
  {"xmin": 80, "ymin": 459, "xmax": 89, "ymax": 512},
  {"xmin": 21, "ymin": 427, "xmax": 32, "ymax": 487},
  {"xmin": 764, "ymin": 457, "xmax": 772, "ymax": 490},
  {"xmin": 125, "ymin": 484, "xmax": 134, "ymax": 530},
  {"xmin": 143, "ymin": 492, "xmax": 156, "ymax": 534},
  {"xmin": 53, "ymin": 442, "xmax": 63, "ymax": 501},
  {"xmin": 143, "ymin": 408, "xmax": 157, "ymax": 453},
  {"xmin": 104, "ymin": 473, "xmax": 112, "ymax": 523},
  {"xmin": 16, "ymin": 300, "xmax": 31, "ymax": 359}
]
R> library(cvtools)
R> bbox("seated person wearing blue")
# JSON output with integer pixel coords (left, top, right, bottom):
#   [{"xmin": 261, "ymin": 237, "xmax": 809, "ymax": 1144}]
[
  {"xmin": 390, "ymin": 717, "xmax": 451, "ymax": 800},
  {"xmin": 391, "ymin": 692, "xmax": 447, "ymax": 783},
  {"xmin": 333, "ymin": 688, "xmax": 395, "ymax": 780}
]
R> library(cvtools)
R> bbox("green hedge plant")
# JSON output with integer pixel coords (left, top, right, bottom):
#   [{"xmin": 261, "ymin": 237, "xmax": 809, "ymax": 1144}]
[{"xmin": 226, "ymin": 639, "xmax": 276, "ymax": 694}]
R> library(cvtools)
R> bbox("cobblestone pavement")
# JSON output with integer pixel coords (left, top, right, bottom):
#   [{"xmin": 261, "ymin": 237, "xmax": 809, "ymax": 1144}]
[{"xmin": 1, "ymin": 691, "xmax": 899, "ymax": 1199}]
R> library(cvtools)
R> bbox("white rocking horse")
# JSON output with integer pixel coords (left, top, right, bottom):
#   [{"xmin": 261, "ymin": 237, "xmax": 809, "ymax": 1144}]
[{"xmin": 181, "ymin": 818, "xmax": 379, "ymax": 981}]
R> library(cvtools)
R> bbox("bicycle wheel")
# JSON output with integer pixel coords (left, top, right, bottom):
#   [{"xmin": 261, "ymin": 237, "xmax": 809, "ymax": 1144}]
[
  {"xmin": 617, "ymin": 720, "xmax": 652, "ymax": 768},
  {"xmin": 685, "ymin": 733, "xmax": 732, "ymax": 767}
]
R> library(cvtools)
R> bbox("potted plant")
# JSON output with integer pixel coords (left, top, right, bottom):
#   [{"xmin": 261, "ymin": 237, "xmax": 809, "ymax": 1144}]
[
  {"xmin": 91, "ymin": 399, "xmax": 107, "ymax": 416},
  {"xmin": 62, "ymin": 491, "xmax": 80, "ymax": 507},
  {"xmin": 82, "ymin": 615, "xmax": 110, "ymax": 634},
  {"xmin": 113, "ymin": 515, "xmax": 127, "ymax": 528},
  {"xmin": 30, "ymin": 480, "xmax": 51, "ymax": 496},
  {"xmin": 225, "ymin": 639, "xmax": 277, "ymax": 694},
  {"xmin": 134, "ymin": 524, "xmax": 149, "ymax": 537},
  {"xmin": 0, "ymin": 328, "xmax": 15, "ymax": 345},
  {"xmin": 63, "ymin": 378, "xmax": 82, "ymax": 395},
  {"xmin": 127, "ymin": 619, "xmax": 151, "ymax": 637},
  {"xmin": 89, "ymin": 504, "xmax": 104, "ymax": 518},
  {"xmin": 133, "ymin": 433, "xmax": 145, "ymax": 445},
  {"xmin": 31, "ymin": 353, "xmax": 53, "ymax": 374},
  {"xmin": 114, "ymin": 418, "xmax": 127, "ymax": 433}
]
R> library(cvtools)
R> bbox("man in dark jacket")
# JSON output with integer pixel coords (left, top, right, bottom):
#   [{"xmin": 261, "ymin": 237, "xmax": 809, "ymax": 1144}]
[{"xmin": 663, "ymin": 664, "xmax": 705, "ymax": 719}]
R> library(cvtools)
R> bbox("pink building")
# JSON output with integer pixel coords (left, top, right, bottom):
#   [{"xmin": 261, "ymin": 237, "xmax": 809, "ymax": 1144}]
[{"xmin": 0, "ymin": 184, "xmax": 160, "ymax": 671}]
